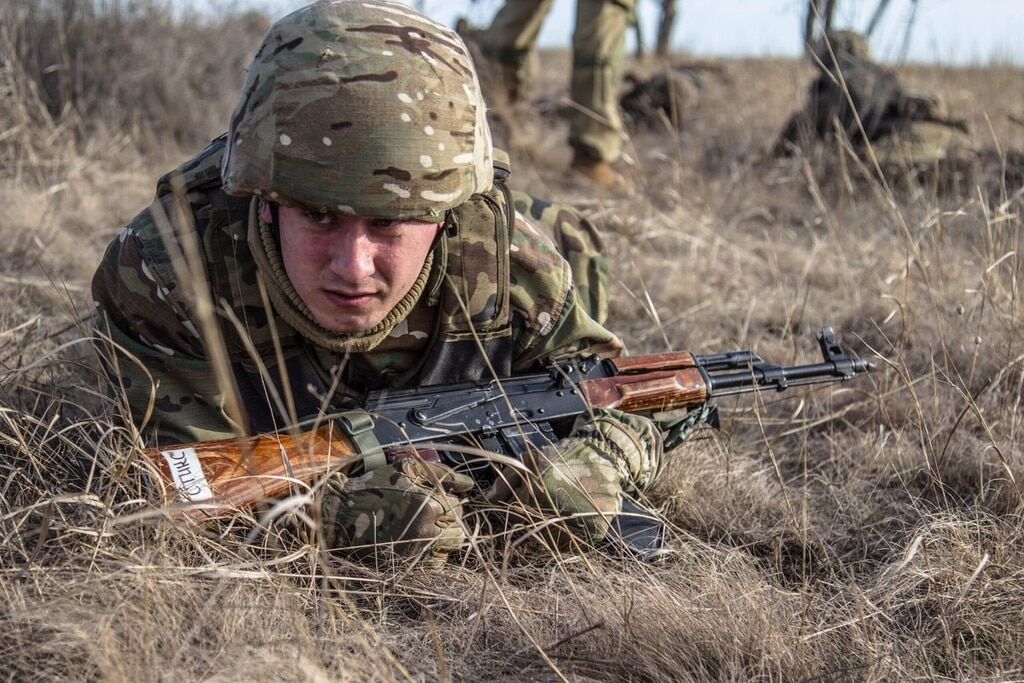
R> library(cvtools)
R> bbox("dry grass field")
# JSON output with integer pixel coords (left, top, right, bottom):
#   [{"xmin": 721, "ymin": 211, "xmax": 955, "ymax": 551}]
[{"xmin": 2, "ymin": 2, "xmax": 1024, "ymax": 681}]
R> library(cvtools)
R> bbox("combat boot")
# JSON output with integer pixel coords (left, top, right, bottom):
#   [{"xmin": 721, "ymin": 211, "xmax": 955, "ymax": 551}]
[{"xmin": 571, "ymin": 148, "xmax": 630, "ymax": 192}]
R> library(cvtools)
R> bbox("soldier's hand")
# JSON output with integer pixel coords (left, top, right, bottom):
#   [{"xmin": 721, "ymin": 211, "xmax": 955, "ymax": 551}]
[
  {"xmin": 319, "ymin": 460, "xmax": 474, "ymax": 568},
  {"xmin": 485, "ymin": 409, "xmax": 664, "ymax": 547},
  {"xmin": 574, "ymin": 408, "xmax": 664, "ymax": 490}
]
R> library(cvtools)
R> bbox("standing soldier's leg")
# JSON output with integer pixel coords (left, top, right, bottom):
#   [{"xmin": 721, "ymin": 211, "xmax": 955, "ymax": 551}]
[
  {"xmin": 656, "ymin": 0, "xmax": 677, "ymax": 58},
  {"xmin": 481, "ymin": 0, "xmax": 555, "ymax": 105},
  {"xmin": 569, "ymin": 0, "xmax": 635, "ymax": 167}
]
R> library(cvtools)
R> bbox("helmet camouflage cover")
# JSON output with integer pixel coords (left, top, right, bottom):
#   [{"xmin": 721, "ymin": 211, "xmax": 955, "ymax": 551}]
[
  {"xmin": 221, "ymin": 0, "xmax": 493, "ymax": 221},
  {"xmin": 814, "ymin": 30, "xmax": 873, "ymax": 68}
]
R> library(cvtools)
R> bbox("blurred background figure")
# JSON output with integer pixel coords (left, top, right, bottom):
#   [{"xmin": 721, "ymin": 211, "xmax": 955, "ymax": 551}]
[
  {"xmin": 774, "ymin": 29, "xmax": 971, "ymax": 169},
  {"xmin": 654, "ymin": 0, "xmax": 677, "ymax": 58},
  {"xmin": 629, "ymin": 0, "xmax": 676, "ymax": 59},
  {"xmin": 477, "ymin": 0, "xmax": 637, "ymax": 190}
]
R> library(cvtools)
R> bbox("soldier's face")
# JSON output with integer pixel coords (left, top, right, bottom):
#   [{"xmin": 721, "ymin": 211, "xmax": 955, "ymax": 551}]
[{"xmin": 266, "ymin": 202, "xmax": 441, "ymax": 334}]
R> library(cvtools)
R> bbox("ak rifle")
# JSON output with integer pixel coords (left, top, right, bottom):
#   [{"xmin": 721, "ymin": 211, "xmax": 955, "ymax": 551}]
[{"xmin": 143, "ymin": 326, "xmax": 873, "ymax": 536}]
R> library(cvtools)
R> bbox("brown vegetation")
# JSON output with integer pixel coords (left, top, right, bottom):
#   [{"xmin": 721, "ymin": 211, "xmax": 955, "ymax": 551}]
[{"xmin": 2, "ymin": 2, "xmax": 1023, "ymax": 680}]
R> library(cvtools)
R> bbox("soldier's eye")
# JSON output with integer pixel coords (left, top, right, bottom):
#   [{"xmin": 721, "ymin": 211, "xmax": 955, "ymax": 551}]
[
  {"xmin": 370, "ymin": 218, "xmax": 399, "ymax": 229},
  {"xmin": 303, "ymin": 210, "xmax": 333, "ymax": 225}
]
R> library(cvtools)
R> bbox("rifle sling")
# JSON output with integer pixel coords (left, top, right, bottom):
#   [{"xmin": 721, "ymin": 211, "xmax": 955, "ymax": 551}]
[{"xmin": 337, "ymin": 409, "xmax": 386, "ymax": 472}]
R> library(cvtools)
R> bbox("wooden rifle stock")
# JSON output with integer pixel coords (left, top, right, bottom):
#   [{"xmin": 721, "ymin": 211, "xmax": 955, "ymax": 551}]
[
  {"xmin": 606, "ymin": 351, "xmax": 698, "ymax": 374},
  {"xmin": 579, "ymin": 368, "xmax": 709, "ymax": 413},
  {"xmin": 141, "ymin": 422, "xmax": 358, "ymax": 520}
]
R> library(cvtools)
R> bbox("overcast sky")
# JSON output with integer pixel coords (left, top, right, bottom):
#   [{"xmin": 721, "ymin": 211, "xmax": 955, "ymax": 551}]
[{"xmin": 241, "ymin": 0, "xmax": 1023, "ymax": 65}]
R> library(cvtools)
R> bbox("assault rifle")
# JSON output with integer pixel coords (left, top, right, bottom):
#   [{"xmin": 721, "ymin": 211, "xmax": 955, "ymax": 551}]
[{"xmin": 143, "ymin": 326, "xmax": 872, "ymax": 553}]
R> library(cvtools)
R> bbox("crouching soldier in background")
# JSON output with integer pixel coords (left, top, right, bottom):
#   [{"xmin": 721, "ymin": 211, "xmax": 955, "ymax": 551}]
[
  {"xmin": 775, "ymin": 30, "xmax": 972, "ymax": 169},
  {"xmin": 90, "ymin": 0, "xmax": 664, "ymax": 567}
]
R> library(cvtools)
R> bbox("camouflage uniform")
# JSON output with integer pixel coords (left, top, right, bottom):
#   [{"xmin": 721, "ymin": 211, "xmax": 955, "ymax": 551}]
[
  {"xmin": 481, "ymin": 0, "xmax": 636, "ymax": 164},
  {"xmin": 91, "ymin": 1, "xmax": 661, "ymax": 566},
  {"xmin": 776, "ymin": 30, "xmax": 971, "ymax": 165},
  {"xmin": 92, "ymin": 138, "xmax": 618, "ymax": 443}
]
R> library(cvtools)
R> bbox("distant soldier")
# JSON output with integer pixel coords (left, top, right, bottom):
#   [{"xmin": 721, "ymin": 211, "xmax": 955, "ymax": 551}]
[
  {"xmin": 775, "ymin": 30, "xmax": 970, "ymax": 166},
  {"xmin": 618, "ymin": 59, "xmax": 727, "ymax": 131},
  {"xmin": 478, "ymin": 0, "xmax": 636, "ymax": 190}
]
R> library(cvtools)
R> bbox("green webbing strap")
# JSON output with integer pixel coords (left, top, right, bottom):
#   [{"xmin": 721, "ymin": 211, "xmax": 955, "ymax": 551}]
[
  {"xmin": 658, "ymin": 404, "xmax": 715, "ymax": 452},
  {"xmin": 337, "ymin": 409, "xmax": 386, "ymax": 472}
]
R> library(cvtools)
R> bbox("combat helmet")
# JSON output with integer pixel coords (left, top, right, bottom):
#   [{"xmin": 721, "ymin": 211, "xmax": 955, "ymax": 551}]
[
  {"xmin": 221, "ymin": 0, "xmax": 493, "ymax": 222},
  {"xmin": 814, "ymin": 30, "xmax": 873, "ymax": 67}
]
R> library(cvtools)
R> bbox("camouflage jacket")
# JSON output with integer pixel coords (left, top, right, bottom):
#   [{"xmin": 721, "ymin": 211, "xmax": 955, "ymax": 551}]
[{"xmin": 92, "ymin": 137, "xmax": 621, "ymax": 445}]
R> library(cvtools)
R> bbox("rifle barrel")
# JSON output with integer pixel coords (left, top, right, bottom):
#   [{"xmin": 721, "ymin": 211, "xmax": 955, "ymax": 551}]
[{"xmin": 708, "ymin": 357, "xmax": 871, "ymax": 396}]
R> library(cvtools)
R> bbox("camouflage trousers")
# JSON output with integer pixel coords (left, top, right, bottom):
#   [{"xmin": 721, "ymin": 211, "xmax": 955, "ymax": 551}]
[{"xmin": 482, "ymin": 0, "xmax": 636, "ymax": 163}]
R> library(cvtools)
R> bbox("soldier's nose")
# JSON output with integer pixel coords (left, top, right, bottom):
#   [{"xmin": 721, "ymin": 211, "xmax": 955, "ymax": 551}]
[{"xmin": 328, "ymin": 229, "xmax": 376, "ymax": 282}]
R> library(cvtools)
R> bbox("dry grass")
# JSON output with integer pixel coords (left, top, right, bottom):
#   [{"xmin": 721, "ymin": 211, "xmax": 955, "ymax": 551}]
[{"xmin": 2, "ymin": 4, "xmax": 1024, "ymax": 681}]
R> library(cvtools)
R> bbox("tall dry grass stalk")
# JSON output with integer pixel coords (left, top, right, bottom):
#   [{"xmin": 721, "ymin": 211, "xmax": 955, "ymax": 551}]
[{"xmin": 2, "ymin": 5, "xmax": 1024, "ymax": 681}]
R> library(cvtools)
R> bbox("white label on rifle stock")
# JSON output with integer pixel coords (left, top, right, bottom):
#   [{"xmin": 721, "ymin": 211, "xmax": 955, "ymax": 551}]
[{"xmin": 161, "ymin": 448, "xmax": 214, "ymax": 502}]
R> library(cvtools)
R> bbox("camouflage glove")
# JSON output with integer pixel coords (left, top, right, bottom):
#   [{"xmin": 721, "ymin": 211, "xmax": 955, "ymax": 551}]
[
  {"xmin": 487, "ymin": 408, "xmax": 663, "ymax": 546},
  {"xmin": 573, "ymin": 409, "xmax": 665, "ymax": 492},
  {"xmin": 319, "ymin": 460, "xmax": 474, "ymax": 568}
]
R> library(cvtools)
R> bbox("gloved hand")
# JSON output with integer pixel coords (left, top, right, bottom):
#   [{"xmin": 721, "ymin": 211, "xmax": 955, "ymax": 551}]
[
  {"xmin": 575, "ymin": 408, "xmax": 665, "ymax": 491},
  {"xmin": 319, "ymin": 458, "xmax": 474, "ymax": 568},
  {"xmin": 486, "ymin": 408, "xmax": 664, "ymax": 547}
]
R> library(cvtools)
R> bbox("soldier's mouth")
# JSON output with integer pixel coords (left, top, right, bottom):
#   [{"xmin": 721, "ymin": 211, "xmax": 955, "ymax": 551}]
[{"xmin": 322, "ymin": 289, "xmax": 377, "ymax": 308}]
